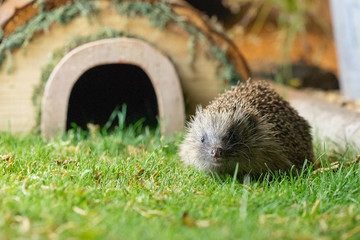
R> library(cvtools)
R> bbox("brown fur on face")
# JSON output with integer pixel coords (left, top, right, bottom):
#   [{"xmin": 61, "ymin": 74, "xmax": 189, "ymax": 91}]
[{"xmin": 180, "ymin": 80, "xmax": 314, "ymax": 177}]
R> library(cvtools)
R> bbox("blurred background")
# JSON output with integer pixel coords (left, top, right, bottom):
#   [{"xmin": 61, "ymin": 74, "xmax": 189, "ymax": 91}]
[
  {"xmin": 186, "ymin": 0, "xmax": 338, "ymax": 90},
  {"xmin": 185, "ymin": 0, "xmax": 360, "ymax": 112}
]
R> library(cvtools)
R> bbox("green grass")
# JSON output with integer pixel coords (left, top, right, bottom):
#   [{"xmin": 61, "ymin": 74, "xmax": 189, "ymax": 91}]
[{"xmin": 1, "ymin": 123, "xmax": 360, "ymax": 240}]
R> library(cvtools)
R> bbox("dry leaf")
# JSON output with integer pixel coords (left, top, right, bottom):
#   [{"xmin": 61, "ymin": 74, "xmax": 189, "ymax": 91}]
[
  {"xmin": 182, "ymin": 212, "xmax": 196, "ymax": 228},
  {"xmin": 60, "ymin": 159, "xmax": 79, "ymax": 168},
  {"xmin": 302, "ymin": 201, "xmax": 307, "ymax": 217},
  {"xmin": 136, "ymin": 168, "xmax": 144, "ymax": 178},
  {"xmin": 22, "ymin": 179, "xmax": 29, "ymax": 196},
  {"xmin": 152, "ymin": 170, "xmax": 159, "ymax": 179},
  {"xmin": 181, "ymin": 212, "xmax": 212, "ymax": 228},
  {"xmin": 53, "ymin": 222, "xmax": 77, "ymax": 236},
  {"xmin": 313, "ymin": 162, "xmax": 339, "ymax": 174},
  {"xmin": 6, "ymin": 161, "xmax": 14, "ymax": 168},
  {"xmin": 138, "ymin": 144, "xmax": 147, "ymax": 151},
  {"xmin": 313, "ymin": 157, "xmax": 360, "ymax": 175},
  {"xmin": 73, "ymin": 206, "xmax": 87, "ymax": 216},
  {"xmin": 311, "ymin": 199, "xmax": 321, "ymax": 215},
  {"xmin": 127, "ymin": 145, "xmax": 138, "ymax": 155},
  {"xmin": 127, "ymin": 145, "xmax": 146, "ymax": 155},
  {"xmin": 14, "ymin": 216, "xmax": 31, "ymax": 233},
  {"xmin": 319, "ymin": 219, "xmax": 328, "ymax": 232},
  {"xmin": 132, "ymin": 206, "xmax": 166, "ymax": 218},
  {"xmin": 1, "ymin": 154, "xmax": 14, "ymax": 169},
  {"xmin": 94, "ymin": 171, "xmax": 102, "ymax": 180},
  {"xmin": 192, "ymin": 190, "xmax": 205, "ymax": 195},
  {"xmin": 196, "ymin": 220, "xmax": 212, "ymax": 228},
  {"xmin": 348, "ymin": 204, "xmax": 355, "ymax": 217},
  {"xmin": 87, "ymin": 123, "xmax": 100, "ymax": 138},
  {"xmin": 65, "ymin": 146, "xmax": 81, "ymax": 154},
  {"xmin": 1, "ymin": 154, "xmax": 12, "ymax": 161},
  {"xmin": 258, "ymin": 214, "xmax": 277, "ymax": 225},
  {"xmin": 342, "ymin": 225, "xmax": 360, "ymax": 240}
]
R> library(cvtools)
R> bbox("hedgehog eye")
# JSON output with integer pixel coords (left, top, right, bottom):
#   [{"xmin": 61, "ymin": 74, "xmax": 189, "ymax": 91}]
[{"xmin": 201, "ymin": 137, "xmax": 205, "ymax": 143}]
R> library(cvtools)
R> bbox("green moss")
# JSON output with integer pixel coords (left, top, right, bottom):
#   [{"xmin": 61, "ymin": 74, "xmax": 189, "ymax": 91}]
[
  {"xmin": 112, "ymin": 0, "xmax": 240, "ymax": 83},
  {"xmin": 0, "ymin": 0, "xmax": 98, "ymax": 72},
  {"xmin": 210, "ymin": 46, "xmax": 240, "ymax": 84},
  {"xmin": 1, "ymin": 0, "xmax": 241, "ymax": 82},
  {"xmin": 187, "ymin": 35, "xmax": 196, "ymax": 68},
  {"xmin": 113, "ymin": 1, "xmax": 171, "ymax": 29}
]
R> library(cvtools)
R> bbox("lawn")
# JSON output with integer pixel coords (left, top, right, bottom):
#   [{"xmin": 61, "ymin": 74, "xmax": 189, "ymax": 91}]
[{"xmin": 0, "ymin": 122, "xmax": 360, "ymax": 240}]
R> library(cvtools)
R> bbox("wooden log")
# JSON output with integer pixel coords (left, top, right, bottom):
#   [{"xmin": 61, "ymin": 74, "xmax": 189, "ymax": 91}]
[
  {"xmin": 1, "ymin": 0, "xmax": 250, "ymax": 80},
  {"xmin": 272, "ymin": 83, "xmax": 360, "ymax": 151},
  {"xmin": 0, "ymin": 0, "xmax": 250, "ymax": 135}
]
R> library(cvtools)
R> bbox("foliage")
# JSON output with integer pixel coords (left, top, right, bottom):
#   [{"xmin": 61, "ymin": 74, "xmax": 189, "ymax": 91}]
[
  {"xmin": 0, "ymin": 0, "xmax": 98, "ymax": 72},
  {"xmin": 1, "ymin": 0, "xmax": 240, "ymax": 82},
  {"xmin": 112, "ymin": 0, "xmax": 240, "ymax": 83},
  {"xmin": 0, "ymin": 123, "xmax": 360, "ymax": 239},
  {"xmin": 224, "ymin": 0, "xmax": 331, "ymax": 66}
]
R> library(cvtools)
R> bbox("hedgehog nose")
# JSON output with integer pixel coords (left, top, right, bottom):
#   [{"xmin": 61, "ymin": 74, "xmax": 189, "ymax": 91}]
[{"xmin": 210, "ymin": 147, "xmax": 223, "ymax": 158}]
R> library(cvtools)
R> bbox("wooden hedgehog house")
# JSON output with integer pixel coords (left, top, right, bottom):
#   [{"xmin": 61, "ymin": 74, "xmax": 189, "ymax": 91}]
[{"xmin": 0, "ymin": 0, "xmax": 250, "ymax": 138}]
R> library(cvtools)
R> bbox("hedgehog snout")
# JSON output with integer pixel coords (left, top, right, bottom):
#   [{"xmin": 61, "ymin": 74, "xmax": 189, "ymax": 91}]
[{"xmin": 210, "ymin": 147, "xmax": 223, "ymax": 159}]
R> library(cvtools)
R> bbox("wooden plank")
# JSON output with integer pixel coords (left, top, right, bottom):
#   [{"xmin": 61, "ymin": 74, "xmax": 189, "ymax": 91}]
[{"xmin": 330, "ymin": 0, "xmax": 360, "ymax": 99}]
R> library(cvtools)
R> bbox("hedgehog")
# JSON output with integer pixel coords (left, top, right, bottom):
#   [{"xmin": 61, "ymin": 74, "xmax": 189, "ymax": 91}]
[{"xmin": 179, "ymin": 80, "xmax": 314, "ymax": 177}]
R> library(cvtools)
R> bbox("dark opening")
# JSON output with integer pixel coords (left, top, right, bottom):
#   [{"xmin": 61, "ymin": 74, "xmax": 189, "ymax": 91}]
[{"xmin": 66, "ymin": 64, "xmax": 158, "ymax": 130}]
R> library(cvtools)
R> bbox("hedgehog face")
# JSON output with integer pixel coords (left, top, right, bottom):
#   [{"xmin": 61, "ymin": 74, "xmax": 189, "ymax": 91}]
[{"xmin": 180, "ymin": 107, "xmax": 257, "ymax": 174}]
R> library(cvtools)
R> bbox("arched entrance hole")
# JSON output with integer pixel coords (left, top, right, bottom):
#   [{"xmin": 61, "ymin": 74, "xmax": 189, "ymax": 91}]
[
  {"xmin": 66, "ymin": 64, "xmax": 158, "ymax": 130},
  {"xmin": 41, "ymin": 38, "xmax": 185, "ymax": 139}
]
